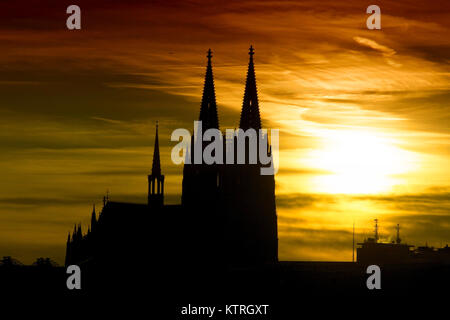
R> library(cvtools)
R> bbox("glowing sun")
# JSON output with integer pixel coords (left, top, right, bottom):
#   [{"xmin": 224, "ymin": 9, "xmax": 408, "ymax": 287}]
[{"xmin": 307, "ymin": 130, "xmax": 414, "ymax": 194}]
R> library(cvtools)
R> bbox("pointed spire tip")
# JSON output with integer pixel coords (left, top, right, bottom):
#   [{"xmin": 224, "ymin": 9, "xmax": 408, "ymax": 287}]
[
  {"xmin": 199, "ymin": 48, "xmax": 219, "ymax": 129},
  {"xmin": 240, "ymin": 46, "xmax": 261, "ymax": 130},
  {"xmin": 151, "ymin": 121, "xmax": 161, "ymax": 176},
  {"xmin": 249, "ymin": 45, "xmax": 255, "ymax": 56}
]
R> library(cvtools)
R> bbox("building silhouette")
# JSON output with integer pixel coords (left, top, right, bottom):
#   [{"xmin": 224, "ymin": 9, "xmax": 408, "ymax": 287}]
[
  {"xmin": 357, "ymin": 220, "xmax": 450, "ymax": 265},
  {"xmin": 65, "ymin": 47, "xmax": 278, "ymax": 269}
]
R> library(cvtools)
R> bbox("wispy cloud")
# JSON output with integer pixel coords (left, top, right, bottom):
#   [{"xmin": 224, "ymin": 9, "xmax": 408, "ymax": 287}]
[
  {"xmin": 353, "ymin": 36, "xmax": 397, "ymax": 57},
  {"xmin": 353, "ymin": 36, "xmax": 401, "ymax": 67}
]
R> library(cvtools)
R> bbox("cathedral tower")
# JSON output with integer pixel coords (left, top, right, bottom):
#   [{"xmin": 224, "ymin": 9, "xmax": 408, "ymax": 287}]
[
  {"xmin": 182, "ymin": 49, "xmax": 221, "ymax": 208},
  {"xmin": 223, "ymin": 46, "xmax": 278, "ymax": 264}
]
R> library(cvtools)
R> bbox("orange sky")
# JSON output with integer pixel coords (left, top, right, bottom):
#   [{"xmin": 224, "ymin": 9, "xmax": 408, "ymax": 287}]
[{"xmin": 0, "ymin": 0, "xmax": 449, "ymax": 264}]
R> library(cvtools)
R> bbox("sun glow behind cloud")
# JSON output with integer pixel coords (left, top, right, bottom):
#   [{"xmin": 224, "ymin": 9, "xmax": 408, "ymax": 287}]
[{"xmin": 305, "ymin": 129, "xmax": 417, "ymax": 194}]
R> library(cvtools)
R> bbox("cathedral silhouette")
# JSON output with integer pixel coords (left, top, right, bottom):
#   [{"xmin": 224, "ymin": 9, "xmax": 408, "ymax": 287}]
[{"xmin": 65, "ymin": 47, "xmax": 278, "ymax": 278}]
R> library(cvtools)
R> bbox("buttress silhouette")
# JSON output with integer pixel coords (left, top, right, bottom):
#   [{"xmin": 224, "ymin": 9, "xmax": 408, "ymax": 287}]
[{"xmin": 65, "ymin": 47, "xmax": 278, "ymax": 287}]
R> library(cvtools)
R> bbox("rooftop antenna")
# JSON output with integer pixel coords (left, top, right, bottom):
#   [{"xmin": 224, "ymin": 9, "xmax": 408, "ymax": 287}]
[
  {"xmin": 396, "ymin": 224, "xmax": 401, "ymax": 244},
  {"xmin": 374, "ymin": 219, "xmax": 379, "ymax": 243},
  {"xmin": 352, "ymin": 221, "xmax": 355, "ymax": 262}
]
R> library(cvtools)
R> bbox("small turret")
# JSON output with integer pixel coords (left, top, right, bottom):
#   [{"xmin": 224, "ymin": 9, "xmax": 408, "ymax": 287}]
[
  {"xmin": 65, "ymin": 232, "xmax": 71, "ymax": 266},
  {"xmin": 103, "ymin": 191, "xmax": 110, "ymax": 208},
  {"xmin": 91, "ymin": 204, "xmax": 97, "ymax": 232},
  {"xmin": 148, "ymin": 122, "xmax": 165, "ymax": 208},
  {"xmin": 77, "ymin": 224, "xmax": 82, "ymax": 240},
  {"xmin": 72, "ymin": 224, "xmax": 77, "ymax": 242}
]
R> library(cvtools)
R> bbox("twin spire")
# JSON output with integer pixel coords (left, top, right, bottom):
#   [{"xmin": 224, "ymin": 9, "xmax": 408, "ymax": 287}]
[
  {"xmin": 150, "ymin": 46, "xmax": 261, "ymax": 173},
  {"xmin": 199, "ymin": 49, "xmax": 219, "ymax": 130},
  {"xmin": 239, "ymin": 45, "xmax": 262, "ymax": 131},
  {"xmin": 199, "ymin": 46, "xmax": 261, "ymax": 131}
]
